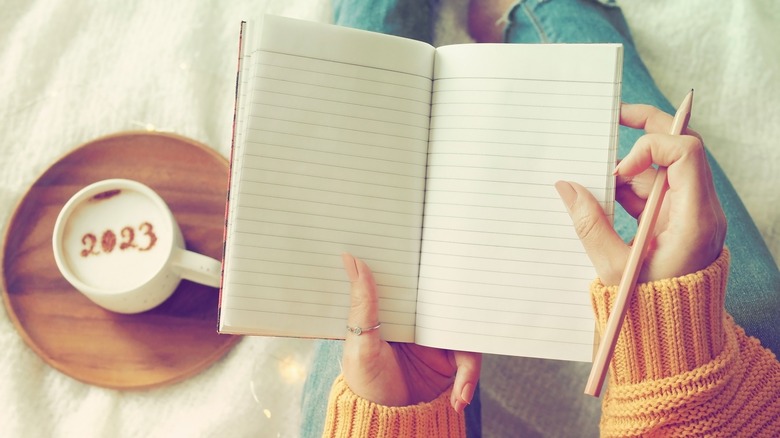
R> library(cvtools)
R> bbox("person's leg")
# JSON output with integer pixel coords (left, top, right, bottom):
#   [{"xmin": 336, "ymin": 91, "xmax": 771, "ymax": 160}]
[
  {"xmin": 499, "ymin": 0, "xmax": 780, "ymax": 354},
  {"xmin": 333, "ymin": 0, "xmax": 438, "ymax": 44},
  {"xmin": 299, "ymin": 341, "xmax": 342, "ymax": 438}
]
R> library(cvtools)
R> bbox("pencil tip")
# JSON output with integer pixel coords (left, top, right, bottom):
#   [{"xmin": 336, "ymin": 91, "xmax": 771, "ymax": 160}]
[{"xmin": 683, "ymin": 89, "xmax": 694, "ymax": 108}]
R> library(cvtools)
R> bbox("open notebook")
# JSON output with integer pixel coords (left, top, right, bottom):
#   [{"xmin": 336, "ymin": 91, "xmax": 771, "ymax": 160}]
[{"xmin": 218, "ymin": 15, "xmax": 622, "ymax": 362}]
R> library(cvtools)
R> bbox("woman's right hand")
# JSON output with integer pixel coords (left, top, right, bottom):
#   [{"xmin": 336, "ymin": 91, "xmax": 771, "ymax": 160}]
[{"xmin": 554, "ymin": 103, "xmax": 727, "ymax": 285}]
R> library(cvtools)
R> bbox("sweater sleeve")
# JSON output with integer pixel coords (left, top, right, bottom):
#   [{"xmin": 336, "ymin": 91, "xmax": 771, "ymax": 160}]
[
  {"xmin": 591, "ymin": 249, "xmax": 780, "ymax": 437},
  {"xmin": 322, "ymin": 375, "xmax": 466, "ymax": 438}
]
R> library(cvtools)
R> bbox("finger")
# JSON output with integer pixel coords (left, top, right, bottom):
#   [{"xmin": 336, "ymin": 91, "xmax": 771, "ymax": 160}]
[
  {"xmin": 620, "ymin": 103, "xmax": 702, "ymax": 140},
  {"xmin": 615, "ymin": 133, "xmax": 704, "ymax": 178},
  {"xmin": 555, "ymin": 181, "xmax": 629, "ymax": 285},
  {"xmin": 615, "ymin": 167, "xmax": 657, "ymax": 218},
  {"xmin": 620, "ymin": 103, "xmax": 673, "ymax": 133},
  {"xmin": 341, "ymin": 255, "xmax": 417, "ymax": 407},
  {"xmin": 615, "ymin": 184, "xmax": 646, "ymax": 219},
  {"xmin": 342, "ymin": 253, "xmax": 381, "ymax": 340},
  {"xmin": 449, "ymin": 351, "xmax": 482, "ymax": 413},
  {"xmin": 614, "ymin": 134, "xmax": 714, "ymax": 221}
]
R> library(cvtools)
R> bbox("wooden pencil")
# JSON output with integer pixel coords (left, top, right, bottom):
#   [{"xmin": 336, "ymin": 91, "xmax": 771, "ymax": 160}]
[{"xmin": 584, "ymin": 90, "xmax": 694, "ymax": 397}]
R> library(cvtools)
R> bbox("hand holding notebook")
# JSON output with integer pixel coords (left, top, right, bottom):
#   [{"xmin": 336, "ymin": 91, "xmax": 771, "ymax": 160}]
[{"xmin": 340, "ymin": 253, "xmax": 481, "ymax": 413}]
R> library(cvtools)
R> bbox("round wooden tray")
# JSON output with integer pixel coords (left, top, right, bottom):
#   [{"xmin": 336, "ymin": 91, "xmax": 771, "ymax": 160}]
[{"xmin": 1, "ymin": 132, "xmax": 240, "ymax": 390}]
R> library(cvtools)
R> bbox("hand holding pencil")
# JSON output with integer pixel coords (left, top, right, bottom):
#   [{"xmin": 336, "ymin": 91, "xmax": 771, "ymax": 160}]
[{"xmin": 554, "ymin": 92, "xmax": 727, "ymax": 396}]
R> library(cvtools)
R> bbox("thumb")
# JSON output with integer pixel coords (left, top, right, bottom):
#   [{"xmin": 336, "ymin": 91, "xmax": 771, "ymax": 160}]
[
  {"xmin": 342, "ymin": 253, "xmax": 381, "ymax": 338},
  {"xmin": 341, "ymin": 254, "xmax": 398, "ymax": 404},
  {"xmin": 450, "ymin": 351, "xmax": 482, "ymax": 413},
  {"xmin": 554, "ymin": 181, "xmax": 629, "ymax": 286}
]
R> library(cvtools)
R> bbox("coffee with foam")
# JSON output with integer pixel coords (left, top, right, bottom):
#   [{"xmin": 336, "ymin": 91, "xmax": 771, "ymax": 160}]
[
  {"xmin": 58, "ymin": 187, "xmax": 172, "ymax": 292},
  {"xmin": 53, "ymin": 179, "xmax": 221, "ymax": 314}
]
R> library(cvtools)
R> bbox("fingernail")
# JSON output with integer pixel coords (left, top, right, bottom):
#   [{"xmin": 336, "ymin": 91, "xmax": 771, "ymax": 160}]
[
  {"xmin": 554, "ymin": 181, "xmax": 577, "ymax": 212},
  {"xmin": 460, "ymin": 383, "xmax": 475, "ymax": 405},
  {"xmin": 454, "ymin": 400, "xmax": 468, "ymax": 414},
  {"xmin": 341, "ymin": 253, "xmax": 358, "ymax": 282},
  {"xmin": 612, "ymin": 161, "xmax": 622, "ymax": 175}
]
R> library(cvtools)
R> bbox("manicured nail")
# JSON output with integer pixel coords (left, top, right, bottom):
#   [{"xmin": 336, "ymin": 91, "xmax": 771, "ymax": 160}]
[
  {"xmin": 460, "ymin": 382, "xmax": 475, "ymax": 405},
  {"xmin": 612, "ymin": 161, "xmax": 622, "ymax": 175},
  {"xmin": 341, "ymin": 253, "xmax": 358, "ymax": 282},
  {"xmin": 554, "ymin": 181, "xmax": 577, "ymax": 212}
]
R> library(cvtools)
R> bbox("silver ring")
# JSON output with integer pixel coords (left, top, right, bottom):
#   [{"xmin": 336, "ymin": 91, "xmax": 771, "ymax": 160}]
[{"xmin": 346, "ymin": 322, "xmax": 381, "ymax": 336}]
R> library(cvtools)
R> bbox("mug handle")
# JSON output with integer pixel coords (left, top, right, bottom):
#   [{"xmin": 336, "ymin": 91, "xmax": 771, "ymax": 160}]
[{"xmin": 171, "ymin": 248, "xmax": 222, "ymax": 288}]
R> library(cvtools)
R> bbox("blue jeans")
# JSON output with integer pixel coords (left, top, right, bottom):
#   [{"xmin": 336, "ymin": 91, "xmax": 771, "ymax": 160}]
[{"xmin": 301, "ymin": 1, "xmax": 780, "ymax": 436}]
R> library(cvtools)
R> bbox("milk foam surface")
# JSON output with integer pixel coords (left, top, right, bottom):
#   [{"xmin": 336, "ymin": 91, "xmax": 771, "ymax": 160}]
[{"xmin": 60, "ymin": 189, "xmax": 172, "ymax": 292}]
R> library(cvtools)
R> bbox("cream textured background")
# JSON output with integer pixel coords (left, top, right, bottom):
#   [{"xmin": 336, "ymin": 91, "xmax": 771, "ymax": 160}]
[{"xmin": 1, "ymin": 1, "xmax": 776, "ymax": 437}]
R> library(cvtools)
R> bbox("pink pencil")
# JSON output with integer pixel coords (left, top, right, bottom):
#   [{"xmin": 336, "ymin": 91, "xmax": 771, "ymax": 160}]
[{"xmin": 584, "ymin": 90, "xmax": 694, "ymax": 397}]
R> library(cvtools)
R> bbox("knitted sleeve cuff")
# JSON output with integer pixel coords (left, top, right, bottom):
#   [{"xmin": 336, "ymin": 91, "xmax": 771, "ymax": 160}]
[
  {"xmin": 322, "ymin": 375, "xmax": 466, "ymax": 438},
  {"xmin": 590, "ymin": 248, "xmax": 730, "ymax": 385}
]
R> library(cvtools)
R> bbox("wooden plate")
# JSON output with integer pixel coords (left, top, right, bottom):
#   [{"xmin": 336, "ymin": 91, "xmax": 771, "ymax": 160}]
[{"xmin": 1, "ymin": 132, "xmax": 240, "ymax": 390}]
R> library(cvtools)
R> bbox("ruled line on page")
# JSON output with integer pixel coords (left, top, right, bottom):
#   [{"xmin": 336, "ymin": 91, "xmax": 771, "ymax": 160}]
[
  {"xmin": 254, "ymin": 70, "xmax": 431, "ymax": 105},
  {"xmin": 223, "ymin": 44, "xmax": 432, "ymax": 341},
  {"xmin": 417, "ymin": 62, "xmax": 617, "ymax": 360},
  {"xmin": 258, "ymin": 48, "xmax": 434, "ymax": 82},
  {"xmin": 414, "ymin": 320, "xmax": 594, "ymax": 345},
  {"xmin": 246, "ymin": 125, "xmax": 430, "ymax": 155}
]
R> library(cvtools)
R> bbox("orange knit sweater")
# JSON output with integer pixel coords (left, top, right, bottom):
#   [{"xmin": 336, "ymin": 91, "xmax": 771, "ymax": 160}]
[
  {"xmin": 323, "ymin": 249, "xmax": 780, "ymax": 437},
  {"xmin": 323, "ymin": 377, "xmax": 466, "ymax": 437}
]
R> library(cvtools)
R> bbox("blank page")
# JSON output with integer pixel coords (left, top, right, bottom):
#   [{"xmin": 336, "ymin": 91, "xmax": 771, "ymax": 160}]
[
  {"xmin": 417, "ymin": 44, "xmax": 622, "ymax": 361},
  {"xmin": 220, "ymin": 16, "xmax": 435, "ymax": 342}
]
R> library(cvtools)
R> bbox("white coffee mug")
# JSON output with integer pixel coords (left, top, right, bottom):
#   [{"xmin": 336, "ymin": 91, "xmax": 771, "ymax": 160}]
[{"xmin": 52, "ymin": 179, "xmax": 222, "ymax": 314}]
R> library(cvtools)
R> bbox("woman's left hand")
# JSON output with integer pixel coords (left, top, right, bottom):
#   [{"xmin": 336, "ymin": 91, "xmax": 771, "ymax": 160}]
[{"xmin": 340, "ymin": 253, "xmax": 482, "ymax": 412}]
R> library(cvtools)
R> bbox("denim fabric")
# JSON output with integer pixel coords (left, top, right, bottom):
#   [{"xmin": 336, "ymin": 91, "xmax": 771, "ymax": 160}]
[
  {"xmin": 332, "ymin": 0, "xmax": 438, "ymax": 43},
  {"xmin": 301, "ymin": 0, "xmax": 780, "ymax": 436},
  {"xmin": 299, "ymin": 341, "xmax": 342, "ymax": 438}
]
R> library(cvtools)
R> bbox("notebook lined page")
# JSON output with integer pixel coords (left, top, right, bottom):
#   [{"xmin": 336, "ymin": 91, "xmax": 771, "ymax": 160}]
[
  {"xmin": 220, "ymin": 16, "xmax": 435, "ymax": 342},
  {"xmin": 416, "ymin": 44, "xmax": 622, "ymax": 361}
]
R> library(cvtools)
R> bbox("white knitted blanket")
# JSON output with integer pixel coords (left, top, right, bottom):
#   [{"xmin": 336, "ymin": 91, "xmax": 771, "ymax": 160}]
[{"xmin": 1, "ymin": 1, "xmax": 776, "ymax": 436}]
